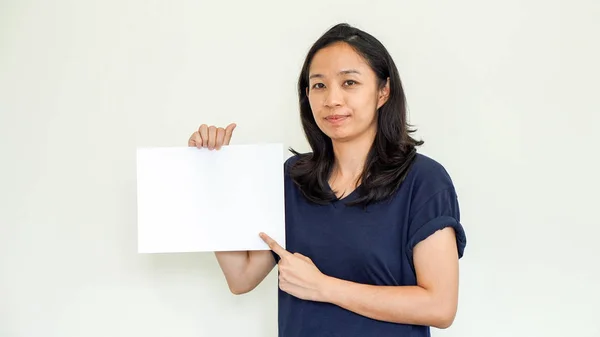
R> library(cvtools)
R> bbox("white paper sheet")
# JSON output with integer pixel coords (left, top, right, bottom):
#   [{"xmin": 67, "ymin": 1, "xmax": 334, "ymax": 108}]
[{"xmin": 136, "ymin": 143, "xmax": 285, "ymax": 253}]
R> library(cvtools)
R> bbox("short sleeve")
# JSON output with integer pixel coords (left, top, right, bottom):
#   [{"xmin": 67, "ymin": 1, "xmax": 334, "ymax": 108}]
[{"xmin": 406, "ymin": 187, "xmax": 467, "ymax": 266}]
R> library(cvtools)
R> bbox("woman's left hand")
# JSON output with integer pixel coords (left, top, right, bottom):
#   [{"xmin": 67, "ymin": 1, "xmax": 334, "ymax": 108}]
[{"xmin": 259, "ymin": 232, "xmax": 332, "ymax": 302}]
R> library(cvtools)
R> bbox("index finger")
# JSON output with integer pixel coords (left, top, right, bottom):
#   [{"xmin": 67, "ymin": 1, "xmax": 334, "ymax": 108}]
[
  {"xmin": 188, "ymin": 131, "xmax": 201, "ymax": 147},
  {"xmin": 259, "ymin": 232, "xmax": 290, "ymax": 258}
]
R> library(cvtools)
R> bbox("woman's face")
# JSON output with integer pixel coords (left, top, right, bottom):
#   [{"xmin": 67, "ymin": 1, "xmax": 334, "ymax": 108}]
[{"xmin": 307, "ymin": 42, "xmax": 389, "ymax": 143}]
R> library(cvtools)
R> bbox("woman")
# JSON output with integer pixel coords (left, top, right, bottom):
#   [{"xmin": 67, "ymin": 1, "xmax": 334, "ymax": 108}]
[{"xmin": 188, "ymin": 23, "xmax": 467, "ymax": 337}]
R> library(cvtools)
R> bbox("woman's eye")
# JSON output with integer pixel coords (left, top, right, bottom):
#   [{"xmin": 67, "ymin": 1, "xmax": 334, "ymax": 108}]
[
  {"xmin": 312, "ymin": 83, "xmax": 325, "ymax": 89},
  {"xmin": 344, "ymin": 80, "xmax": 356, "ymax": 86}
]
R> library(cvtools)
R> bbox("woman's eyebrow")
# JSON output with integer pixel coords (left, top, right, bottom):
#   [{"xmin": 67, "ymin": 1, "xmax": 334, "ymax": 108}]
[
  {"xmin": 309, "ymin": 69, "xmax": 361, "ymax": 79},
  {"xmin": 339, "ymin": 69, "xmax": 361, "ymax": 76}
]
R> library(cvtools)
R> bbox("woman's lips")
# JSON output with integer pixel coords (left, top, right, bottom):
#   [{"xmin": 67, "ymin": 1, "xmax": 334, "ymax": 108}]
[{"xmin": 325, "ymin": 114, "xmax": 350, "ymax": 124}]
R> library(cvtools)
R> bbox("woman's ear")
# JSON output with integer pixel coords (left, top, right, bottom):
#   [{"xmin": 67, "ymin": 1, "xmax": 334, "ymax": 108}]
[{"xmin": 377, "ymin": 77, "xmax": 390, "ymax": 109}]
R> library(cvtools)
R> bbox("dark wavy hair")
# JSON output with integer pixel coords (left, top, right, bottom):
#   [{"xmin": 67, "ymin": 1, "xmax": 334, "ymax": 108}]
[{"xmin": 289, "ymin": 23, "xmax": 423, "ymax": 207}]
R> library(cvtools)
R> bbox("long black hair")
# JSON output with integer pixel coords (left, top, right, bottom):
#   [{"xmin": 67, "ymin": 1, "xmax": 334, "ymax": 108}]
[{"xmin": 289, "ymin": 23, "xmax": 423, "ymax": 207}]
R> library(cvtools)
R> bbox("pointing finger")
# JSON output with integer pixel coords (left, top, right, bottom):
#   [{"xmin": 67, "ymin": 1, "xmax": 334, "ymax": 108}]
[{"xmin": 259, "ymin": 232, "xmax": 290, "ymax": 258}]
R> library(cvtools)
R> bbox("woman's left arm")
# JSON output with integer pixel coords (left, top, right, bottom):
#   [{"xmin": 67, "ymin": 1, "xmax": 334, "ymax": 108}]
[
  {"xmin": 260, "ymin": 227, "xmax": 460, "ymax": 329},
  {"xmin": 320, "ymin": 227, "xmax": 460, "ymax": 329}
]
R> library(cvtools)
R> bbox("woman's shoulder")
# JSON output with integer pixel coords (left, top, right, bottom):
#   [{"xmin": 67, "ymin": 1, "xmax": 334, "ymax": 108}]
[
  {"xmin": 407, "ymin": 153, "xmax": 456, "ymax": 190},
  {"xmin": 284, "ymin": 152, "xmax": 305, "ymax": 165},
  {"xmin": 283, "ymin": 151, "xmax": 310, "ymax": 173},
  {"xmin": 400, "ymin": 152, "xmax": 459, "ymax": 216}
]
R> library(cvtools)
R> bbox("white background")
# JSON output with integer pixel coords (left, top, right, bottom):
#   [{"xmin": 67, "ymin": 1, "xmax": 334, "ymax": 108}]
[{"xmin": 1, "ymin": 0, "xmax": 599, "ymax": 336}]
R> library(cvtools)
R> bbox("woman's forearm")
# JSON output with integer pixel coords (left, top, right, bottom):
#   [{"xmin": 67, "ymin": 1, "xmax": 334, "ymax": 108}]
[{"xmin": 320, "ymin": 277, "xmax": 457, "ymax": 329}]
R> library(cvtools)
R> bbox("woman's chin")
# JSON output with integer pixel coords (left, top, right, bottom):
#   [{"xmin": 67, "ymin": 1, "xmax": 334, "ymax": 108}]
[
  {"xmin": 323, "ymin": 124, "xmax": 376, "ymax": 144},
  {"xmin": 327, "ymin": 130, "xmax": 355, "ymax": 143}
]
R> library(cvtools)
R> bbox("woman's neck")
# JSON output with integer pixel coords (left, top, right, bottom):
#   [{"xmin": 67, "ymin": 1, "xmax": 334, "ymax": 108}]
[{"xmin": 331, "ymin": 127, "xmax": 376, "ymax": 183}]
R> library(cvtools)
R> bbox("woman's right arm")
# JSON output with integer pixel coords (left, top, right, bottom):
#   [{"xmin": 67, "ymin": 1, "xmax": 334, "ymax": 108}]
[{"xmin": 188, "ymin": 123, "xmax": 276, "ymax": 294}]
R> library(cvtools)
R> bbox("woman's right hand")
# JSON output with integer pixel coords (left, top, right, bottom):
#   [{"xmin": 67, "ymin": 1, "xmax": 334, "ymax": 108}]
[{"xmin": 188, "ymin": 123, "xmax": 237, "ymax": 150}]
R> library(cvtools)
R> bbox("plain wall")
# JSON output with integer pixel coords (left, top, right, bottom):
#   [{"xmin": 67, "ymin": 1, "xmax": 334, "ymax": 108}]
[{"xmin": 1, "ymin": 0, "xmax": 599, "ymax": 336}]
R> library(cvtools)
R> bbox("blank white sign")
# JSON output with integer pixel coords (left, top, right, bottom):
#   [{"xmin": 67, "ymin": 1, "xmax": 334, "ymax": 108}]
[{"xmin": 136, "ymin": 144, "xmax": 285, "ymax": 253}]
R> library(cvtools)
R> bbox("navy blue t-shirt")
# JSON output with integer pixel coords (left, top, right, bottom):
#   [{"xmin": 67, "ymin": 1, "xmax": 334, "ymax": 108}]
[{"xmin": 273, "ymin": 152, "xmax": 467, "ymax": 337}]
